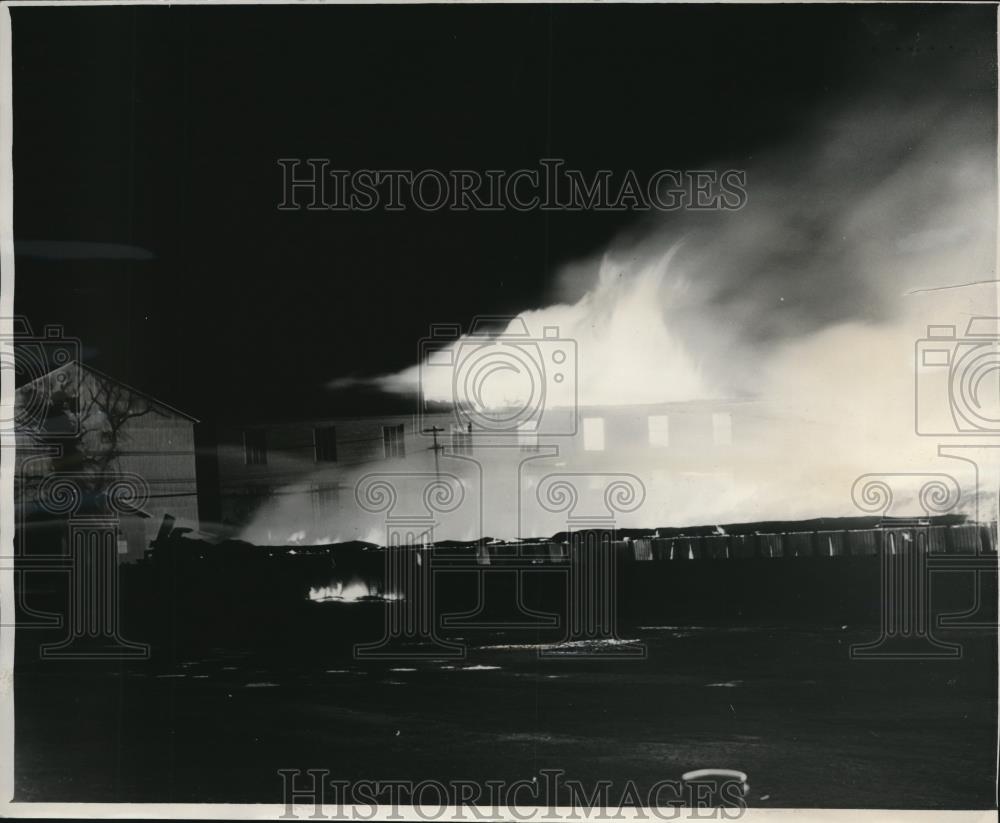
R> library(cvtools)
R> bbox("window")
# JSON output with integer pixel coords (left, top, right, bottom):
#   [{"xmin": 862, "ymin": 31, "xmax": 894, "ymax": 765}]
[
  {"xmin": 450, "ymin": 425, "xmax": 473, "ymax": 456},
  {"xmin": 383, "ymin": 424, "xmax": 406, "ymax": 459},
  {"xmin": 518, "ymin": 421, "xmax": 538, "ymax": 452},
  {"xmin": 244, "ymin": 430, "xmax": 267, "ymax": 465},
  {"xmin": 583, "ymin": 417, "xmax": 605, "ymax": 451},
  {"xmin": 712, "ymin": 412, "xmax": 732, "ymax": 446},
  {"xmin": 314, "ymin": 426, "xmax": 338, "ymax": 462},
  {"xmin": 648, "ymin": 414, "xmax": 670, "ymax": 447}
]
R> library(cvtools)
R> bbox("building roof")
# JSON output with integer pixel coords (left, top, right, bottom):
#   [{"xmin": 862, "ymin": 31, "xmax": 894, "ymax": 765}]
[{"xmin": 18, "ymin": 361, "xmax": 200, "ymax": 424}]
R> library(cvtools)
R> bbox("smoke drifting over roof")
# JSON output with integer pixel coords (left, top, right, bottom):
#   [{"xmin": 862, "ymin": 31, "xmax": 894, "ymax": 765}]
[
  {"xmin": 313, "ymin": 61, "xmax": 998, "ymax": 537},
  {"xmin": 359, "ymin": 85, "xmax": 995, "ymax": 409},
  {"xmin": 265, "ymin": 14, "xmax": 999, "ymax": 541}
]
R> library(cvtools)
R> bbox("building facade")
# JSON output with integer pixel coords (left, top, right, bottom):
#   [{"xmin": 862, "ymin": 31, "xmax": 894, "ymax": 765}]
[
  {"xmin": 204, "ymin": 398, "xmax": 790, "ymax": 545},
  {"xmin": 15, "ymin": 362, "xmax": 200, "ymax": 561}
]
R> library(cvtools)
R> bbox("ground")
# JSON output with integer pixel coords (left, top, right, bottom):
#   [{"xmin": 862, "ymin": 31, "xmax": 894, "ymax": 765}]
[{"xmin": 13, "ymin": 622, "xmax": 997, "ymax": 808}]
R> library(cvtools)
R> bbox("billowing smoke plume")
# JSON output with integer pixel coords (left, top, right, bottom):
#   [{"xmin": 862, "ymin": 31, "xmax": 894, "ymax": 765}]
[
  {"xmin": 245, "ymin": 86, "xmax": 996, "ymax": 544},
  {"xmin": 362, "ymin": 97, "xmax": 994, "ymax": 404}
]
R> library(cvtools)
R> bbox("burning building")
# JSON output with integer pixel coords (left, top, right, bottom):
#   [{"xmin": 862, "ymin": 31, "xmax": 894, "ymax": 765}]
[{"xmin": 201, "ymin": 395, "xmax": 827, "ymax": 546}]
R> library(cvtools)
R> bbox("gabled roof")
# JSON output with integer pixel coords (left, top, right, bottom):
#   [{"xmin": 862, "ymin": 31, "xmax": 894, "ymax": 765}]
[{"xmin": 18, "ymin": 361, "xmax": 200, "ymax": 423}]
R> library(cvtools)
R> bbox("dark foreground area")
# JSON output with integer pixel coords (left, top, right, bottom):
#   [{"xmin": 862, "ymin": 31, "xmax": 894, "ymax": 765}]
[
  {"xmin": 14, "ymin": 622, "xmax": 997, "ymax": 808},
  {"xmin": 12, "ymin": 529, "xmax": 999, "ymax": 808}
]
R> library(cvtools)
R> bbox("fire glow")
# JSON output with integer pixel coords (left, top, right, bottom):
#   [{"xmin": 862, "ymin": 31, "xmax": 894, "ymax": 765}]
[
  {"xmin": 307, "ymin": 580, "xmax": 401, "ymax": 604},
  {"xmin": 243, "ymin": 92, "xmax": 995, "ymax": 545}
]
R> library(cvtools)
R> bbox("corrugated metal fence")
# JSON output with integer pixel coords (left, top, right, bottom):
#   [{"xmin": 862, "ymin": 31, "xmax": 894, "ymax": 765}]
[
  {"xmin": 469, "ymin": 523, "xmax": 997, "ymax": 563},
  {"xmin": 629, "ymin": 522, "xmax": 997, "ymax": 560}
]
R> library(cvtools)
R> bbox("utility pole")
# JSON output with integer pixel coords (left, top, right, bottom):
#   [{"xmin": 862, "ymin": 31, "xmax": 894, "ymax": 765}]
[{"xmin": 423, "ymin": 425, "xmax": 445, "ymax": 477}]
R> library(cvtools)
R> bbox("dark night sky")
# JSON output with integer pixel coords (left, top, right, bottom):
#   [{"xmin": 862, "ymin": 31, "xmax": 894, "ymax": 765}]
[{"xmin": 9, "ymin": 3, "xmax": 996, "ymax": 422}]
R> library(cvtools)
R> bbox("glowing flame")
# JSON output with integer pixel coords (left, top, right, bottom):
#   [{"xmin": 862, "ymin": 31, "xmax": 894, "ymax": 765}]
[
  {"xmin": 245, "ymin": 93, "xmax": 995, "ymax": 542},
  {"xmin": 307, "ymin": 579, "xmax": 401, "ymax": 603}
]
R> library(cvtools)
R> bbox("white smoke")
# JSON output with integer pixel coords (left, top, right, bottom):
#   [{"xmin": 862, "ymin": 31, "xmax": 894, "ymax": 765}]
[
  {"xmin": 246, "ymin": 89, "xmax": 996, "ymax": 543},
  {"xmin": 363, "ymin": 96, "xmax": 996, "ymax": 529},
  {"xmin": 374, "ymin": 244, "xmax": 714, "ymax": 410}
]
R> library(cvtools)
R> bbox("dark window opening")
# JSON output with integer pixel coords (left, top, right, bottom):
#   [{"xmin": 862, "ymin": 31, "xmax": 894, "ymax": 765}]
[{"xmin": 383, "ymin": 424, "xmax": 405, "ymax": 459}]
